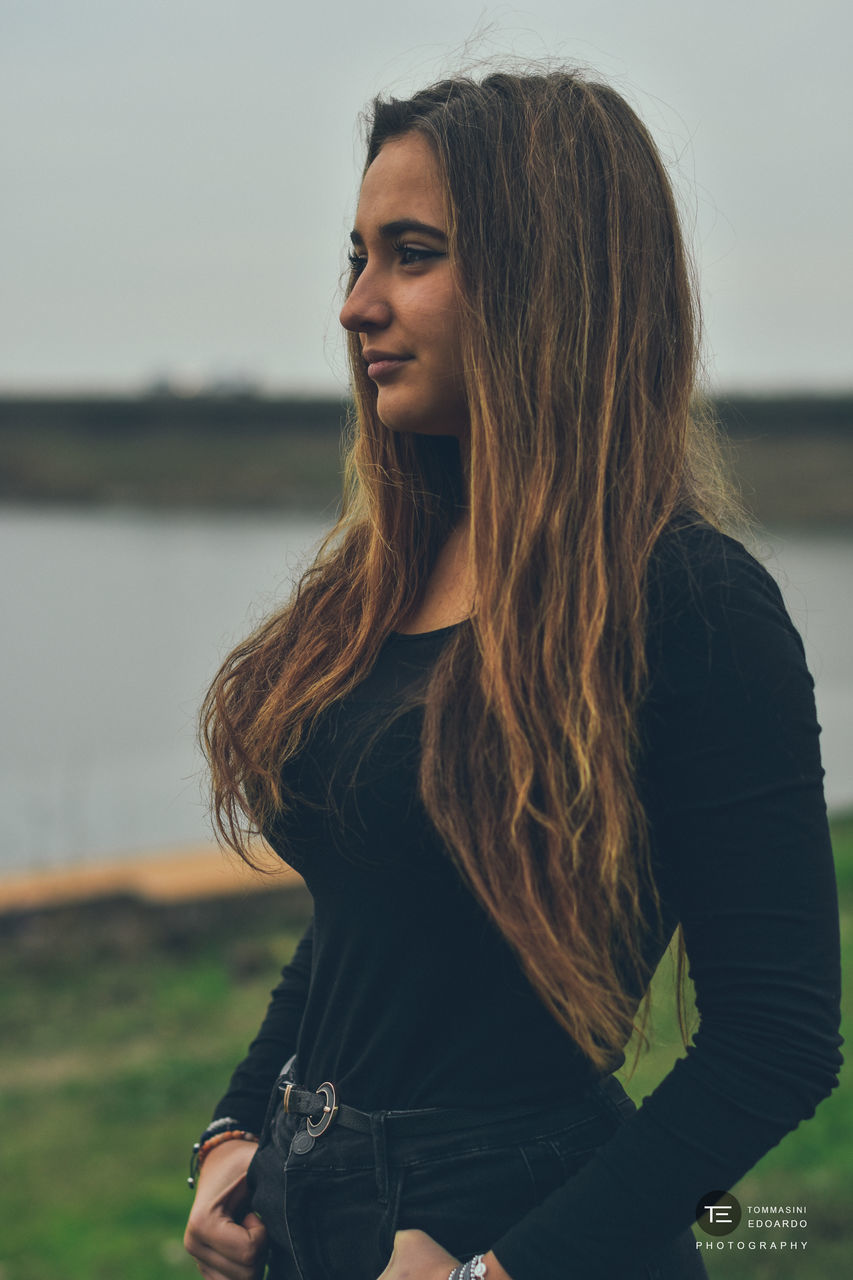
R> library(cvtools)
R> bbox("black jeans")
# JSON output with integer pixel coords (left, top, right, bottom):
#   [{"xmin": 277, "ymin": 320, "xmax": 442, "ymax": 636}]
[{"xmin": 247, "ymin": 1071, "xmax": 708, "ymax": 1280}]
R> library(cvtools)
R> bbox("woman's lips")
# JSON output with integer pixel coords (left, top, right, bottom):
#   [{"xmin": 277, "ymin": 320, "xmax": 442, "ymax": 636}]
[{"xmin": 366, "ymin": 356, "xmax": 411, "ymax": 380}]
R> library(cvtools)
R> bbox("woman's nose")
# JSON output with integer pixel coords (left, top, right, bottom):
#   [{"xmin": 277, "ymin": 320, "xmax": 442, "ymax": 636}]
[{"xmin": 339, "ymin": 268, "xmax": 391, "ymax": 332}]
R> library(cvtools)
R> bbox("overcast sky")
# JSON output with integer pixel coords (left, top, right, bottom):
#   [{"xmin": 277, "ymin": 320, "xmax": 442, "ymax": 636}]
[{"xmin": 2, "ymin": 0, "xmax": 851, "ymax": 395}]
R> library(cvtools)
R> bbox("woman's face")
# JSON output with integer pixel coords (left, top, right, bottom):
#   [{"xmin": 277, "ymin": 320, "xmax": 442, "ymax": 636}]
[{"xmin": 340, "ymin": 132, "xmax": 469, "ymax": 438}]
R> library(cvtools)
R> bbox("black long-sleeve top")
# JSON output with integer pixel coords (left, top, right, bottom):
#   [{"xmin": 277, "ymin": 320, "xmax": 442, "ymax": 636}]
[{"xmin": 213, "ymin": 522, "xmax": 842, "ymax": 1278}]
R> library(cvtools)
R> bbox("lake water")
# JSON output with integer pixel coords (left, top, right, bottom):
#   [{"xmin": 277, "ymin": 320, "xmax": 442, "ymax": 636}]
[{"xmin": 2, "ymin": 507, "xmax": 851, "ymax": 873}]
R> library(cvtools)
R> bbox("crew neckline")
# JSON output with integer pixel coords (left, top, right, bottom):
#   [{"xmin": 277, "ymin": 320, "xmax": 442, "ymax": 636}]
[{"xmin": 388, "ymin": 619, "xmax": 468, "ymax": 640}]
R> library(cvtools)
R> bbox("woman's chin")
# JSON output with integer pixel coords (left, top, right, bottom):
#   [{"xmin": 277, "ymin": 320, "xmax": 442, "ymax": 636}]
[{"xmin": 376, "ymin": 402, "xmax": 468, "ymax": 439}]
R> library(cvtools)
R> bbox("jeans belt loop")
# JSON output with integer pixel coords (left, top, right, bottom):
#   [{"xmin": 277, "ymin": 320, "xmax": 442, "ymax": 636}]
[{"xmin": 370, "ymin": 1109, "xmax": 390, "ymax": 1205}]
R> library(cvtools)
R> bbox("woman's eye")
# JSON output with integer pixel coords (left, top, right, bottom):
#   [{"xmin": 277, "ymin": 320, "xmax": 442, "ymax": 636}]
[
  {"xmin": 397, "ymin": 244, "xmax": 437, "ymax": 266},
  {"xmin": 347, "ymin": 244, "xmax": 440, "ymax": 274}
]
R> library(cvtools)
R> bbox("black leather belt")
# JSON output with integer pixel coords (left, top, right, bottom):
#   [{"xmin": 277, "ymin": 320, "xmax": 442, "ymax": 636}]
[
  {"xmin": 277, "ymin": 1077, "xmax": 607, "ymax": 1145},
  {"xmin": 279, "ymin": 1081, "xmax": 466, "ymax": 1140}
]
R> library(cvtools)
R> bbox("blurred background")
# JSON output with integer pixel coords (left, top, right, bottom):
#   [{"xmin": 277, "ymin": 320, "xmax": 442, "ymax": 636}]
[{"xmin": 1, "ymin": 2, "xmax": 850, "ymax": 1278}]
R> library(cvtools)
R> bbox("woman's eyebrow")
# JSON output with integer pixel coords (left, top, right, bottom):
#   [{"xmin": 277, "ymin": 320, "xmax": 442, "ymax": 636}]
[{"xmin": 349, "ymin": 219, "xmax": 447, "ymax": 246}]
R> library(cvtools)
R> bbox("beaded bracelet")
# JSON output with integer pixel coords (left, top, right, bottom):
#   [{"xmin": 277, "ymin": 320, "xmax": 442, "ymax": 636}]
[
  {"xmin": 449, "ymin": 1256, "xmax": 488, "ymax": 1280},
  {"xmin": 187, "ymin": 1114, "xmax": 247, "ymax": 1189},
  {"xmin": 199, "ymin": 1116, "xmax": 244, "ymax": 1141},
  {"xmin": 187, "ymin": 1128, "xmax": 259, "ymax": 1188}
]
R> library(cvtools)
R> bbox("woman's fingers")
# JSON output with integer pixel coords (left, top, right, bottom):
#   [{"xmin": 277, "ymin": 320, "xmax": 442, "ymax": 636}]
[
  {"xmin": 188, "ymin": 1234, "xmax": 264, "ymax": 1280},
  {"xmin": 196, "ymin": 1266, "xmax": 262, "ymax": 1280},
  {"xmin": 377, "ymin": 1228, "xmax": 459, "ymax": 1279},
  {"xmin": 184, "ymin": 1214, "xmax": 267, "ymax": 1279},
  {"xmin": 196, "ymin": 1266, "xmax": 246, "ymax": 1280},
  {"xmin": 241, "ymin": 1210, "xmax": 267, "ymax": 1245}
]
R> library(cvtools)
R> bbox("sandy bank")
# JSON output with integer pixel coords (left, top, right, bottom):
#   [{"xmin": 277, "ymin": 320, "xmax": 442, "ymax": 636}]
[{"xmin": 0, "ymin": 842, "xmax": 302, "ymax": 913}]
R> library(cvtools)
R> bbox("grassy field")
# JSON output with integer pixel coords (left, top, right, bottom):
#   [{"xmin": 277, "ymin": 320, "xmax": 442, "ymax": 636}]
[{"xmin": 0, "ymin": 818, "xmax": 849, "ymax": 1280}]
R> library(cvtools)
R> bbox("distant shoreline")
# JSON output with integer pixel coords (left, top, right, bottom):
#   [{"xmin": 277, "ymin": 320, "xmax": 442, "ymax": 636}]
[
  {"xmin": 1, "ymin": 393, "xmax": 852, "ymax": 524},
  {"xmin": 0, "ymin": 842, "xmax": 301, "ymax": 915}
]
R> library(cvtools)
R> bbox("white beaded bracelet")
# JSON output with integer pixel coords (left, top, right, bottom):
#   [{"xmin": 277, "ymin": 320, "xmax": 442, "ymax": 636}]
[{"xmin": 449, "ymin": 1256, "xmax": 487, "ymax": 1280}]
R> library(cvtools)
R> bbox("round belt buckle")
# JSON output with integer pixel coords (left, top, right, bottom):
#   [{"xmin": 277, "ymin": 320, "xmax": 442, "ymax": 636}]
[{"xmin": 306, "ymin": 1082, "xmax": 339, "ymax": 1138}]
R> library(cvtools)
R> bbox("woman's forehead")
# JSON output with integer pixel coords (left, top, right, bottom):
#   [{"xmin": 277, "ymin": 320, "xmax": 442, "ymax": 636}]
[{"xmin": 354, "ymin": 134, "xmax": 445, "ymax": 235}]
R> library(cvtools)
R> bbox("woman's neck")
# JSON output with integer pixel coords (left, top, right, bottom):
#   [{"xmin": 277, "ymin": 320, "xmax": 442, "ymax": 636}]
[{"xmin": 395, "ymin": 516, "xmax": 475, "ymax": 635}]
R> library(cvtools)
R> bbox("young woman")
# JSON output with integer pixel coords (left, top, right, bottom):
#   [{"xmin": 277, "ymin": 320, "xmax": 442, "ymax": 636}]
[{"xmin": 183, "ymin": 70, "xmax": 842, "ymax": 1280}]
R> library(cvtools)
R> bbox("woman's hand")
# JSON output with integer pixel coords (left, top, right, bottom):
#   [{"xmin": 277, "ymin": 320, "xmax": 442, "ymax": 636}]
[
  {"xmin": 377, "ymin": 1234, "xmax": 514, "ymax": 1280},
  {"xmin": 377, "ymin": 1229, "xmax": 459, "ymax": 1280},
  {"xmin": 183, "ymin": 1139, "xmax": 267, "ymax": 1280}
]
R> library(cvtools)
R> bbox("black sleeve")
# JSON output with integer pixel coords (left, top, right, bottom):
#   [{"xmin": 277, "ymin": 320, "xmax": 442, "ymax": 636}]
[
  {"xmin": 211, "ymin": 917, "xmax": 314, "ymax": 1133},
  {"xmin": 491, "ymin": 531, "xmax": 843, "ymax": 1280}
]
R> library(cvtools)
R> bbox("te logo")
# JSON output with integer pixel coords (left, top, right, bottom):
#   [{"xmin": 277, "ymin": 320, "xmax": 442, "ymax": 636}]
[{"xmin": 696, "ymin": 1191, "xmax": 742, "ymax": 1236}]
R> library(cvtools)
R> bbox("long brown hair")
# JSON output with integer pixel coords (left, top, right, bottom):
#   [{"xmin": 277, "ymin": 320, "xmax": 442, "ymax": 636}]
[{"xmin": 202, "ymin": 70, "xmax": 734, "ymax": 1070}]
